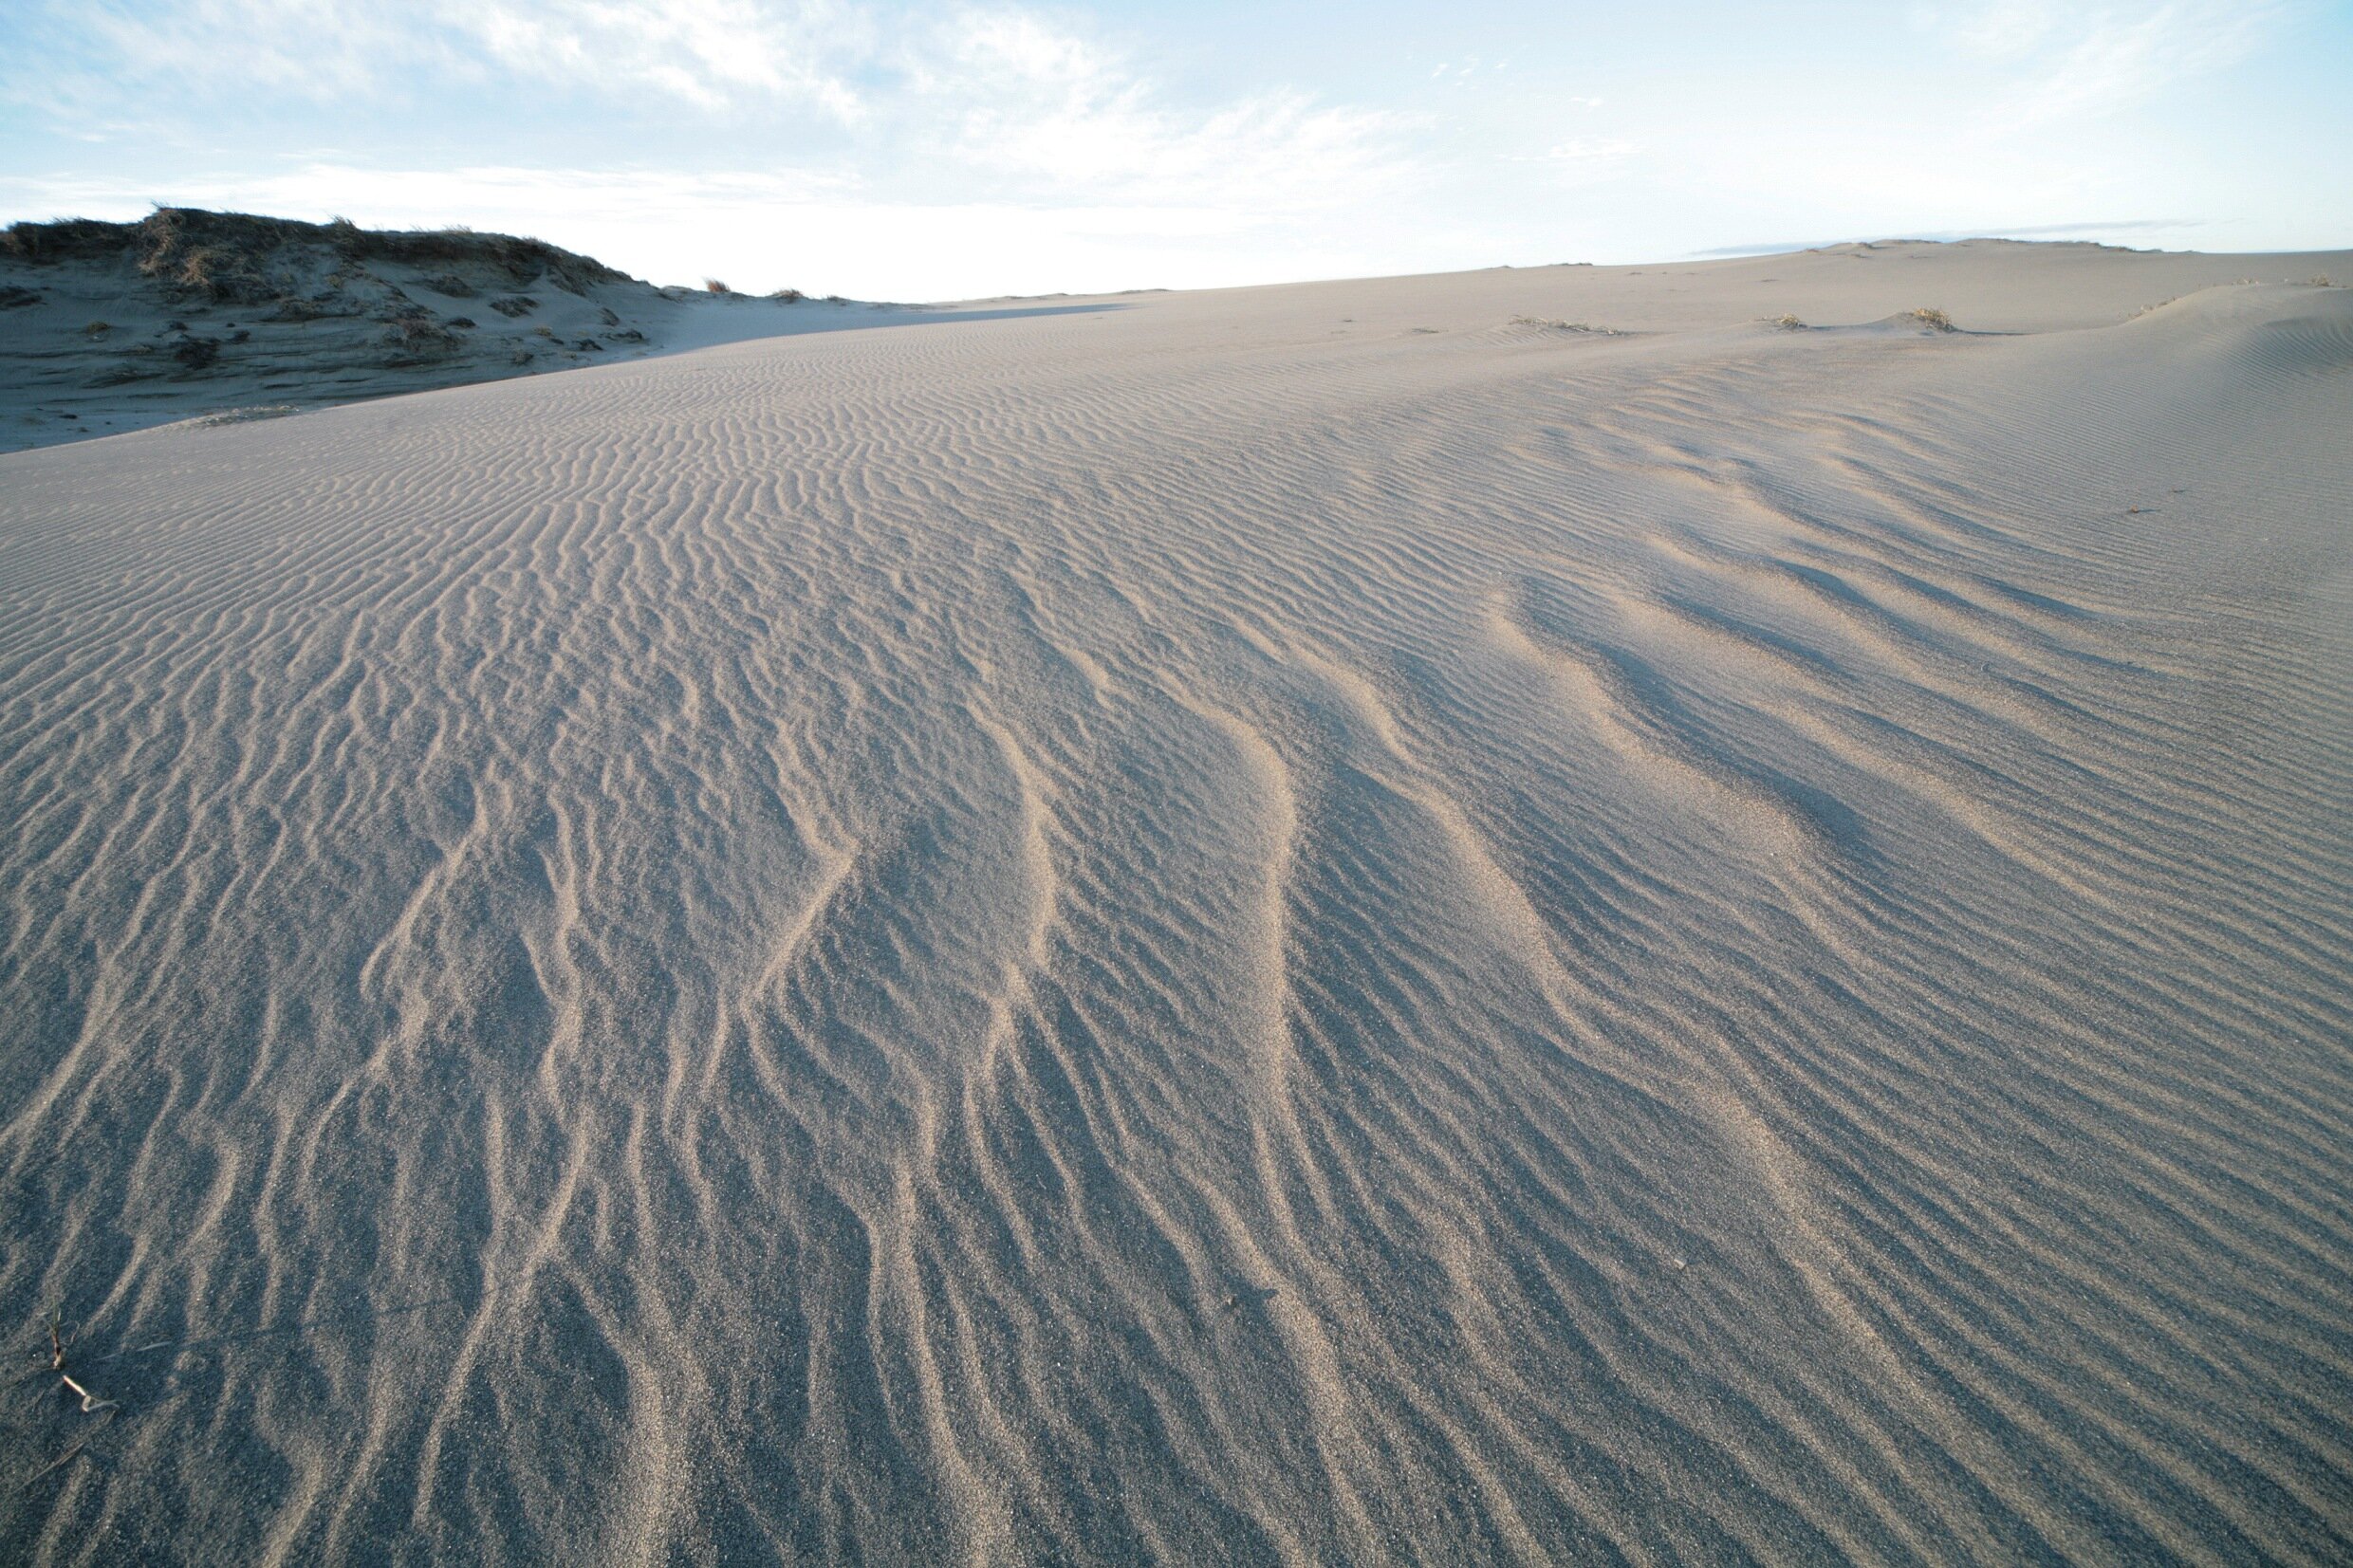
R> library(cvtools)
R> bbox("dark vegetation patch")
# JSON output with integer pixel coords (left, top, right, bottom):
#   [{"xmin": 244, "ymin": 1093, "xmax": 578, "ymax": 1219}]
[
  {"xmin": 2, "ymin": 207, "xmax": 632, "ymax": 299},
  {"xmin": 381, "ymin": 311, "xmax": 463, "ymax": 357},
  {"xmin": 171, "ymin": 337, "xmax": 222, "ymax": 371}
]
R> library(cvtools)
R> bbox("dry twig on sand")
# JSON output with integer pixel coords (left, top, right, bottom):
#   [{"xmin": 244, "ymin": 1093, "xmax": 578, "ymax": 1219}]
[
  {"xmin": 60, "ymin": 1374, "xmax": 118, "ymax": 1414},
  {"xmin": 20, "ymin": 1307, "xmax": 124, "ymax": 1485}
]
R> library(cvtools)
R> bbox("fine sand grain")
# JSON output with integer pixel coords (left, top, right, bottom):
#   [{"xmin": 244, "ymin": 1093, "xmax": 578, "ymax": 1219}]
[{"xmin": 2, "ymin": 239, "xmax": 2350, "ymax": 1564}]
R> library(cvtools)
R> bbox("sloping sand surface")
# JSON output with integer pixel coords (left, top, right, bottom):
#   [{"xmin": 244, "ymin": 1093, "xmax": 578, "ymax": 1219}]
[{"xmin": 3, "ymin": 240, "xmax": 2350, "ymax": 1564}]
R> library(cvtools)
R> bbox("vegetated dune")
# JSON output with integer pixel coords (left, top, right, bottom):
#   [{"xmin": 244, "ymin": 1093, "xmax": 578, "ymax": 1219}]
[
  {"xmin": 1, "ymin": 239, "xmax": 2349, "ymax": 1565},
  {"xmin": 0, "ymin": 207, "xmax": 913, "ymax": 452}
]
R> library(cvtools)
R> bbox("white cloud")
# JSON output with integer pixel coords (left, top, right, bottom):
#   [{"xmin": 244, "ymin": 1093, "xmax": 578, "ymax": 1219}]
[
  {"xmin": 25, "ymin": 0, "xmax": 870, "ymax": 116},
  {"xmin": 923, "ymin": 9, "xmax": 1417, "ymax": 209},
  {"xmin": 1916, "ymin": 2, "xmax": 2288, "ymax": 125},
  {"xmin": 1928, "ymin": 0, "xmax": 2063, "ymax": 57},
  {"xmin": 457, "ymin": 0, "xmax": 868, "ymax": 115},
  {"xmin": 1542, "ymin": 138, "xmax": 1635, "ymax": 162},
  {"xmin": 13, "ymin": 3, "xmax": 1413, "ymax": 212},
  {"xmin": 2000, "ymin": 2, "xmax": 2281, "ymax": 123},
  {"xmin": 1499, "ymin": 137, "xmax": 1637, "ymax": 185},
  {"xmin": 65, "ymin": 0, "xmax": 426, "ymax": 100}
]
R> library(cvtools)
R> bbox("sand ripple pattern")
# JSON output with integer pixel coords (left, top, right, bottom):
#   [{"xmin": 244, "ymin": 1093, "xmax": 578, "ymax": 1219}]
[{"xmin": 3, "ymin": 267, "xmax": 2350, "ymax": 1564}]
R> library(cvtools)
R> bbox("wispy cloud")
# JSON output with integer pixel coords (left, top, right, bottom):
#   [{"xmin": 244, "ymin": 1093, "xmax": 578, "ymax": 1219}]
[
  {"xmin": 459, "ymin": 0, "xmax": 869, "ymax": 115},
  {"xmin": 10, "ymin": 3, "xmax": 1414, "ymax": 211},
  {"xmin": 1927, "ymin": 0, "xmax": 2064, "ymax": 58},
  {"xmin": 2014, "ymin": 2, "xmax": 2279, "ymax": 121},
  {"xmin": 1916, "ymin": 2, "xmax": 2289, "ymax": 126},
  {"xmin": 1536, "ymin": 138, "xmax": 1634, "ymax": 162},
  {"xmin": 1498, "ymin": 136, "xmax": 1637, "ymax": 188},
  {"xmin": 23, "ymin": 1, "xmax": 871, "ymax": 117},
  {"xmin": 899, "ymin": 9, "xmax": 1418, "ymax": 212}
]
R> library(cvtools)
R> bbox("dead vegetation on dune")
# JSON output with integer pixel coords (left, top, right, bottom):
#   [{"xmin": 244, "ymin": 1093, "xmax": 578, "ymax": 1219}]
[
  {"xmin": 0, "ymin": 205, "xmax": 834, "ymax": 443},
  {"xmin": 19, "ymin": 1309, "xmax": 120, "ymax": 1490},
  {"xmin": 1510, "ymin": 314, "xmax": 1622, "ymax": 335},
  {"xmin": 1, "ymin": 207, "xmax": 630, "ymax": 305}
]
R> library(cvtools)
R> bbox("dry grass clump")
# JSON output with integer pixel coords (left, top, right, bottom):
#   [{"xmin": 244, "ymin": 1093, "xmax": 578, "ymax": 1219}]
[
  {"xmin": 1510, "ymin": 314, "xmax": 1620, "ymax": 335},
  {"xmin": 1765, "ymin": 313, "xmax": 1806, "ymax": 330},
  {"xmin": 357, "ymin": 221, "xmax": 625, "ymax": 294},
  {"xmin": 132, "ymin": 209, "xmax": 277, "ymax": 303},
  {"xmin": 193, "ymin": 405, "xmax": 299, "ymax": 428},
  {"xmin": 704, "ymin": 278, "xmax": 732, "ymax": 294},
  {"xmin": 382, "ymin": 311, "xmax": 462, "ymax": 356},
  {"xmin": 769, "ymin": 287, "xmax": 806, "ymax": 302},
  {"xmin": 25, "ymin": 1307, "xmax": 121, "ymax": 1486},
  {"xmin": 3, "ymin": 216, "xmax": 148, "ymax": 263},
  {"xmin": 2308, "ymin": 274, "xmax": 2338, "ymax": 287},
  {"xmin": 1904, "ymin": 306, "xmax": 1957, "ymax": 332}
]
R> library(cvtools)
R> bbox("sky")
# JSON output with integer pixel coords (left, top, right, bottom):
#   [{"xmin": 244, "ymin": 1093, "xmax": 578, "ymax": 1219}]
[{"xmin": 2, "ymin": 1, "xmax": 2347, "ymax": 300}]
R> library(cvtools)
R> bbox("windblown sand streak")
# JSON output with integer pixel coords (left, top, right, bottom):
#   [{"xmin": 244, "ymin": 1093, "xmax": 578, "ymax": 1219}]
[{"xmin": 3, "ymin": 242, "xmax": 2349, "ymax": 1563}]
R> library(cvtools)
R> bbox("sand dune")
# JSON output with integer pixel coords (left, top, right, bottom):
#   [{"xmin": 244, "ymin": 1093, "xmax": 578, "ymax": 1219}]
[
  {"xmin": 3, "ymin": 239, "xmax": 2350, "ymax": 1564},
  {"xmin": 0, "ymin": 208, "xmax": 946, "ymax": 452}
]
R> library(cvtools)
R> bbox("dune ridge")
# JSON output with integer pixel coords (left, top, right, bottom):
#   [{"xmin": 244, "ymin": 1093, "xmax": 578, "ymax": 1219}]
[
  {"xmin": 0, "ymin": 207, "xmax": 950, "ymax": 452},
  {"xmin": 2, "ymin": 240, "xmax": 2350, "ymax": 1563}
]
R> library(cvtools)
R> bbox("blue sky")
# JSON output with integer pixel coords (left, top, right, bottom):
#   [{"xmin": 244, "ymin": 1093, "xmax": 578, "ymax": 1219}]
[{"xmin": 3, "ymin": 1, "xmax": 2347, "ymax": 299}]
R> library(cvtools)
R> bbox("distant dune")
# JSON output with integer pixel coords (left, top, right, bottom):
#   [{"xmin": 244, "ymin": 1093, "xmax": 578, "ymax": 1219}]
[
  {"xmin": 2, "ymin": 238, "xmax": 2349, "ymax": 1564},
  {"xmin": 0, "ymin": 207, "xmax": 922, "ymax": 451}
]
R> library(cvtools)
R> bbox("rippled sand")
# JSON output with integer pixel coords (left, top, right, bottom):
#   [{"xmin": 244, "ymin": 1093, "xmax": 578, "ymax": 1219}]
[{"xmin": 4, "ymin": 241, "xmax": 2350, "ymax": 1564}]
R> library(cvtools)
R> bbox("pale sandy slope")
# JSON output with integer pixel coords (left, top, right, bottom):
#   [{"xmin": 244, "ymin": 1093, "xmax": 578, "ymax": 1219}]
[{"xmin": 1, "ymin": 240, "xmax": 2349, "ymax": 1565}]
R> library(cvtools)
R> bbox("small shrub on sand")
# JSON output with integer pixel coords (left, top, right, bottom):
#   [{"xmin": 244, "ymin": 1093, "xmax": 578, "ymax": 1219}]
[
  {"xmin": 2308, "ymin": 274, "xmax": 2337, "ymax": 288},
  {"xmin": 1765, "ymin": 313, "xmax": 1806, "ymax": 330},
  {"xmin": 1904, "ymin": 306, "xmax": 1956, "ymax": 332},
  {"xmin": 769, "ymin": 287, "xmax": 806, "ymax": 302},
  {"xmin": 1510, "ymin": 315, "xmax": 1620, "ymax": 336},
  {"xmin": 704, "ymin": 278, "xmax": 731, "ymax": 294}
]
